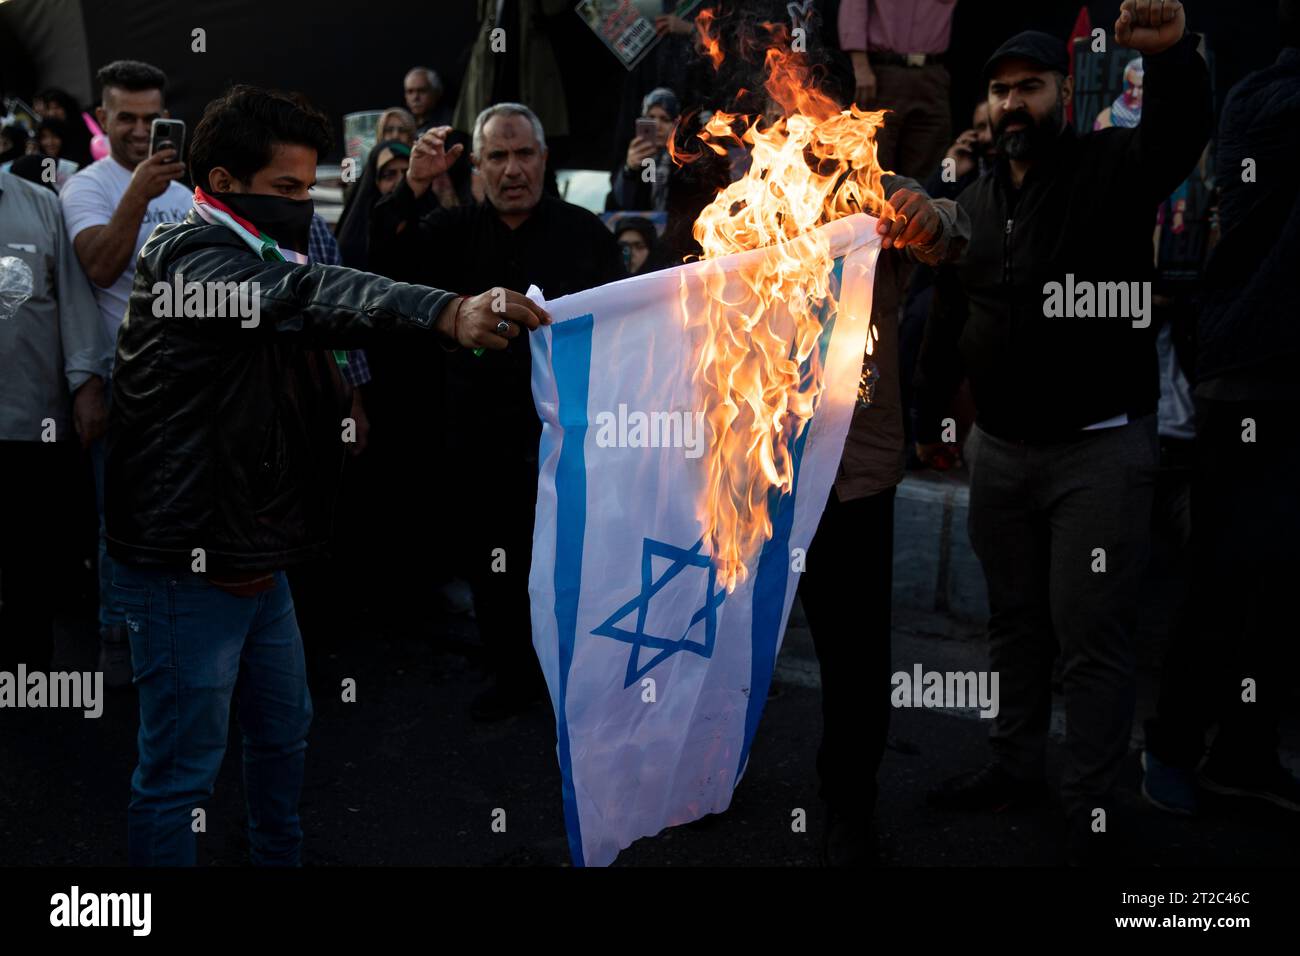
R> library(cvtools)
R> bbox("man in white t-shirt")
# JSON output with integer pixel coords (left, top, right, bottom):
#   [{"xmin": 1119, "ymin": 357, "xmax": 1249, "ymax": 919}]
[{"xmin": 61, "ymin": 59, "xmax": 192, "ymax": 688}]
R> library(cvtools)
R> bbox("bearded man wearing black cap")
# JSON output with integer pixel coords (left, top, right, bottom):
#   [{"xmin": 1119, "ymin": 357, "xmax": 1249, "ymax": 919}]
[{"xmin": 913, "ymin": 0, "xmax": 1210, "ymax": 865}]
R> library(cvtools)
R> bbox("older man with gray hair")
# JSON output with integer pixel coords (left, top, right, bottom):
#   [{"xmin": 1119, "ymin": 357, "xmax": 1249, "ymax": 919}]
[
  {"xmin": 371, "ymin": 103, "xmax": 625, "ymax": 721},
  {"xmin": 403, "ymin": 66, "xmax": 449, "ymax": 134}
]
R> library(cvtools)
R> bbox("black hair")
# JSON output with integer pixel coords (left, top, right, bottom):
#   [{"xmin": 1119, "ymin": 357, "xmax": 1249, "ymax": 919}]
[
  {"xmin": 0, "ymin": 123, "xmax": 30, "ymax": 163},
  {"xmin": 9, "ymin": 154, "xmax": 56, "ymax": 192},
  {"xmin": 31, "ymin": 91, "xmax": 92, "ymax": 166},
  {"xmin": 35, "ymin": 87, "xmax": 81, "ymax": 115},
  {"xmin": 1282, "ymin": 0, "xmax": 1300, "ymax": 47},
  {"xmin": 189, "ymin": 85, "xmax": 332, "ymax": 190},
  {"xmin": 95, "ymin": 60, "xmax": 168, "ymax": 98},
  {"xmin": 615, "ymin": 216, "xmax": 657, "ymax": 248},
  {"xmin": 37, "ymin": 117, "xmax": 67, "ymax": 140}
]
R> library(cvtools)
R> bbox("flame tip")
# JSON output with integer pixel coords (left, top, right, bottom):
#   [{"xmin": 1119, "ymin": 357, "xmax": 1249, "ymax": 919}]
[{"xmin": 686, "ymin": 8, "xmax": 884, "ymax": 588}]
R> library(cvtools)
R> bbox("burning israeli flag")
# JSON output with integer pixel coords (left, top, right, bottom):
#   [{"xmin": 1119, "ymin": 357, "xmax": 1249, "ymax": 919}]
[{"xmin": 528, "ymin": 213, "xmax": 882, "ymax": 865}]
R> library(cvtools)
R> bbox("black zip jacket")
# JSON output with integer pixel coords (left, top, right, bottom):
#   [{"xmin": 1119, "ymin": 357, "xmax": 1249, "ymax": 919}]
[
  {"xmin": 915, "ymin": 33, "xmax": 1211, "ymax": 443},
  {"xmin": 106, "ymin": 212, "xmax": 456, "ymax": 573}
]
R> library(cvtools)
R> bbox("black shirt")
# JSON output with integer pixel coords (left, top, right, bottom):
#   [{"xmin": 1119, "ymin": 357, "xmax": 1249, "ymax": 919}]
[{"xmin": 370, "ymin": 179, "xmax": 626, "ymax": 472}]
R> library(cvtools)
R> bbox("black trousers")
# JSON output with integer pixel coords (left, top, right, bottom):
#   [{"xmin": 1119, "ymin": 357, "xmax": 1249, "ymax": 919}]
[
  {"xmin": 457, "ymin": 460, "xmax": 543, "ymax": 694},
  {"xmin": 968, "ymin": 417, "xmax": 1158, "ymax": 817},
  {"xmin": 1146, "ymin": 400, "xmax": 1300, "ymax": 770},
  {"xmin": 798, "ymin": 486, "xmax": 896, "ymax": 816},
  {"xmin": 0, "ymin": 440, "xmax": 82, "ymax": 670}
]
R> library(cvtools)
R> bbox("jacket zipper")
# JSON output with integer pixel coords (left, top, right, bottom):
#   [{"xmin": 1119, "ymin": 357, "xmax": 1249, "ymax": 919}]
[
  {"xmin": 1003, "ymin": 214, "xmax": 1017, "ymax": 439},
  {"xmin": 1002, "ymin": 217, "xmax": 1014, "ymax": 285}
]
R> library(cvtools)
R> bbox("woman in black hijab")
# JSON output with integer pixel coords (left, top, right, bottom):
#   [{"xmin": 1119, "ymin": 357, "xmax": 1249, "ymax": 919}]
[{"xmin": 334, "ymin": 139, "xmax": 411, "ymax": 270}]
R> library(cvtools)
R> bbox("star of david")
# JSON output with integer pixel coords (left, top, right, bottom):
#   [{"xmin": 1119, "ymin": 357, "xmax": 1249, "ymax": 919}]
[{"xmin": 591, "ymin": 537, "xmax": 728, "ymax": 688}]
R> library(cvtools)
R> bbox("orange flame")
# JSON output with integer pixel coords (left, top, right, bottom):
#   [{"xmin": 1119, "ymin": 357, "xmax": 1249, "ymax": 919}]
[
  {"xmin": 683, "ymin": 17, "xmax": 894, "ymax": 591},
  {"xmin": 694, "ymin": 8, "xmax": 725, "ymax": 69}
]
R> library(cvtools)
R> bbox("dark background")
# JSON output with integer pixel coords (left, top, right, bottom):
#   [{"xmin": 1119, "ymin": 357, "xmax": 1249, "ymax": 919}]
[{"xmin": 0, "ymin": 1, "xmax": 1287, "ymax": 169}]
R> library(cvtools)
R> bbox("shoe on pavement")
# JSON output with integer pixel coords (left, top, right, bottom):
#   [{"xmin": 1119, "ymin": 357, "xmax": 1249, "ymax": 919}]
[
  {"xmin": 1199, "ymin": 755, "xmax": 1300, "ymax": 813},
  {"xmin": 822, "ymin": 807, "xmax": 879, "ymax": 866},
  {"xmin": 98, "ymin": 625, "xmax": 133, "ymax": 689},
  {"xmin": 1140, "ymin": 749, "xmax": 1198, "ymax": 816},
  {"xmin": 926, "ymin": 762, "xmax": 1047, "ymax": 812}
]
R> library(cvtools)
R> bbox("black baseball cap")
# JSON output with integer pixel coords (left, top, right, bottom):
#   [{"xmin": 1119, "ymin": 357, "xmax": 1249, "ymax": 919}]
[{"xmin": 984, "ymin": 30, "xmax": 1070, "ymax": 80}]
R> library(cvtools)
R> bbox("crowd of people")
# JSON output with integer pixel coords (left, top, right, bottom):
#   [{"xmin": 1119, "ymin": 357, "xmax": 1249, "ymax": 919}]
[{"xmin": 1, "ymin": 0, "xmax": 1296, "ymax": 868}]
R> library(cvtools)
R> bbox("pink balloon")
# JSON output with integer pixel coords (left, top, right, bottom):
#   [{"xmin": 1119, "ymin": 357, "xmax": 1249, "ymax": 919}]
[{"xmin": 83, "ymin": 112, "xmax": 110, "ymax": 161}]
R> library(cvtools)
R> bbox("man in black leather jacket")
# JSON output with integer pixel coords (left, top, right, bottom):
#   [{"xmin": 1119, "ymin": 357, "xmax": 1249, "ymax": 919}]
[{"xmin": 105, "ymin": 85, "xmax": 548, "ymax": 866}]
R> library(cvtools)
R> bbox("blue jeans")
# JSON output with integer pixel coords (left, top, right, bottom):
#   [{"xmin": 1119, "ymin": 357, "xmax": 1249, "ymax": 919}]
[{"xmin": 113, "ymin": 564, "xmax": 314, "ymax": 866}]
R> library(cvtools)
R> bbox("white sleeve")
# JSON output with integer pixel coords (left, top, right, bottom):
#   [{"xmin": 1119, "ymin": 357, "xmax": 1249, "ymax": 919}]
[{"xmin": 59, "ymin": 170, "xmax": 112, "ymax": 242}]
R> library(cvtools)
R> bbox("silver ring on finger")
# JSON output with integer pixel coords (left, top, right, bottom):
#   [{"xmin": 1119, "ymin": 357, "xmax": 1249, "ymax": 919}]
[{"xmin": 495, "ymin": 319, "xmax": 511, "ymax": 335}]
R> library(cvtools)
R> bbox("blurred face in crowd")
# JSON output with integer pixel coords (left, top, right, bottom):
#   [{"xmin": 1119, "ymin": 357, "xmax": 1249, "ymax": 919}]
[
  {"xmin": 987, "ymin": 59, "xmax": 1071, "ymax": 162},
  {"xmin": 36, "ymin": 98, "xmax": 66, "ymax": 121},
  {"xmin": 646, "ymin": 104, "xmax": 674, "ymax": 148},
  {"xmin": 475, "ymin": 112, "xmax": 547, "ymax": 224},
  {"xmin": 98, "ymin": 86, "xmax": 166, "ymax": 169},
  {"xmin": 376, "ymin": 155, "xmax": 409, "ymax": 195},
  {"xmin": 38, "ymin": 128, "xmax": 63, "ymax": 158},
  {"xmin": 617, "ymin": 229, "xmax": 649, "ymax": 273},
  {"xmin": 208, "ymin": 142, "xmax": 317, "ymax": 200},
  {"xmin": 972, "ymin": 101, "xmax": 994, "ymax": 158},
  {"xmin": 404, "ymin": 70, "xmax": 438, "ymax": 120},
  {"xmin": 380, "ymin": 115, "xmax": 414, "ymax": 145}
]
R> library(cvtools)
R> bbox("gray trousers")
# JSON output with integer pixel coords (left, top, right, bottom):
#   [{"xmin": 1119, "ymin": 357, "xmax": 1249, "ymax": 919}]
[{"xmin": 967, "ymin": 415, "xmax": 1158, "ymax": 816}]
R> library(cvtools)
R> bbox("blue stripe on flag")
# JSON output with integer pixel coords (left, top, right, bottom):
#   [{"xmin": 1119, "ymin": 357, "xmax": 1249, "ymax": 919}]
[
  {"xmin": 736, "ymin": 256, "xmax": 846, "ymax": 780},
  {"xmin": 551, "ymin": 314, "xmax": 595, "ymax": 867}
]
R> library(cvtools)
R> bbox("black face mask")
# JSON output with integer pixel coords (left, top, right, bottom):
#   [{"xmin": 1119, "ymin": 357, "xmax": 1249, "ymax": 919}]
[{"xmin": 214, "ymin": 191, "xmax": 314, "ymax": 255}]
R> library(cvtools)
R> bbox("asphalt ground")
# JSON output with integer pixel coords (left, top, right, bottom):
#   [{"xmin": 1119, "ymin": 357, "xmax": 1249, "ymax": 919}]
[{"xmin": 2, "ymin": 588, "xmax": 1295, "ymax": 867}]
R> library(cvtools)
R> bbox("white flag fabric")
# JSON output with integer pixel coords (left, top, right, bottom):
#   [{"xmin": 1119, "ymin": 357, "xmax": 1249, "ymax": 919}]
[{"xmin": 528, "ymin": 214, "xmax": 882, "ymax": 866}]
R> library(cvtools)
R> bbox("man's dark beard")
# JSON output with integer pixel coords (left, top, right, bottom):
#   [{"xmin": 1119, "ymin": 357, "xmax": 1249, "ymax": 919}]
[{"xmin": 995, "ymin": 99, "xmax": 1064, "ymax": 162}]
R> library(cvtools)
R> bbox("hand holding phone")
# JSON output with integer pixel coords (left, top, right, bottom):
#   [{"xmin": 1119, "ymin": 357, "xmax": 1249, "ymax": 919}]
[
  {"xmin": 634, "ymin": 117, "xmax": 658, "ymax": 143},
  {"xmin": 125, "ymin": 121, "xmax": 186, "ymax": 202},
  {"xmin": 128, "ymin": 151, "xmax": 186, "ymax": 201}
]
